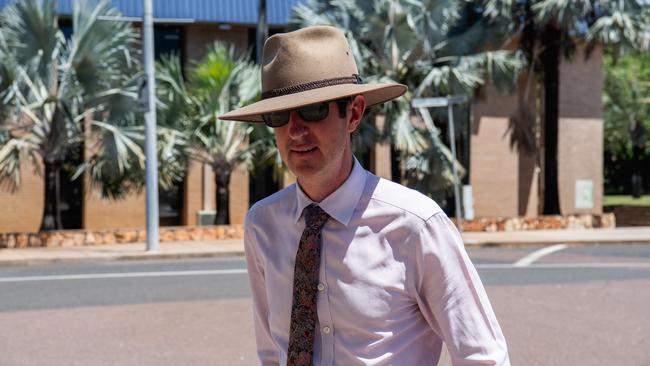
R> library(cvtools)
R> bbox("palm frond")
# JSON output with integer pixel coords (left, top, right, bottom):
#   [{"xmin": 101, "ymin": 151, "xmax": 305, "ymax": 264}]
[
  {"xmin": 0, "ymin": 0, "xmax": 144, "ymax": 200},
  {"xmin": 404, "ymin": 107, "xmax": 466, "ymax": 194},
  {"xmin": 532, "ymin": 0, "xmax": 592, "ymax": 29},
  {"xmin": 0, "ymin": 133, "xmax": 39, "ymax": 191},
  {"xmin": 0, "ymin": 0, "xmax": 60, "ymax": 80},
  {"xmin": 69, "ymin": 0, "xmax": 140, "ymax": 100},
  {"xmin": 586, "ymin": 2, "xmax": 649, "ymax": 56}
]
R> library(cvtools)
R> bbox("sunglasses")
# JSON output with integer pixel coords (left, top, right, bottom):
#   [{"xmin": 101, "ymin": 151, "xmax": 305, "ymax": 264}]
[{"xmin": 262, "ymin": 97, "xmax": 352, "ymax": 128}]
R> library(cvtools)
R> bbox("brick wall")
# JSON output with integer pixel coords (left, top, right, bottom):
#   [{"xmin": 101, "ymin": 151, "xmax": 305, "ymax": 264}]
[
  {"xmin": 0, "ymin": 165, "xmax": 43, "ymax": 233},
  {"xmin": 557, "ymin": 44, "xmax": 604, "ymax": 215},
  {"xmin": 470, "ymin": 78, "xmax": 538, "ymax": 218},
  {"xmin": 83, "ymin": 185, "xmax": 146, "ymax": 230},
  {"xmin": 228, "ymin": 167, "xmax": 249, "ymax": 225},
  {"xmin": 183, "ymin": 160, "xmax": 203, "ymax": 226},
  {"xmin": 470, "ymin": 116, "xmax": 520, "ymax": 217}
]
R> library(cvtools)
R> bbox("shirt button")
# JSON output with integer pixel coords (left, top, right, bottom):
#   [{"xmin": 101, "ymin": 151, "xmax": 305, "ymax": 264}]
[
  {"xmin": 322, "ymin": 326, "xmax": 331, "ymax": 334},
  {"xmin": 317, "ymin": 283, "xmax": 326, "ymax": 292}
]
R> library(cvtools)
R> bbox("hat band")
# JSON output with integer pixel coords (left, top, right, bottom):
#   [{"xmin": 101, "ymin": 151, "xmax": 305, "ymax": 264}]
[{"xmin": 261, "ymin": 74, "xmax": 363, "ymax": 100}]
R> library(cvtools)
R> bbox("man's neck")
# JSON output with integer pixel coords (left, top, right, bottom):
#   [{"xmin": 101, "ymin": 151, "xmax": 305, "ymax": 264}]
[{"xmin": 298, "ymin": 156, "xmax": 354, "ymax": 203}]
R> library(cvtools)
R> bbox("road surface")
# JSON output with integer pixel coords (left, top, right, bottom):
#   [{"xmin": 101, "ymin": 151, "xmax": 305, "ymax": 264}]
[{"xmin": 1, "ymin": 244, "xmax": 649, "ymax": 365}]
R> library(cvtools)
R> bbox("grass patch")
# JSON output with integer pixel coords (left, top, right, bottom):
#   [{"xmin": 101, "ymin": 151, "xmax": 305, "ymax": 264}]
[{"xmin": 603, "ymin": 195, "xmax": 650, "ymax": 206}]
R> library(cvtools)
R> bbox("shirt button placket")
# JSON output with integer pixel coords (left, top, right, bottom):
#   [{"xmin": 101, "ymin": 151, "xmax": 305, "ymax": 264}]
[{"xmin": 318, "ymin": 250, "xmax": 334, "ymax": 365}]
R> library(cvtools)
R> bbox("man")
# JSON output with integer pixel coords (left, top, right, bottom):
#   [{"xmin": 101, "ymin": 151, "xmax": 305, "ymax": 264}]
[{"xmin": 220, "ymin": 26, "xmax": 509, "ymax": 366}]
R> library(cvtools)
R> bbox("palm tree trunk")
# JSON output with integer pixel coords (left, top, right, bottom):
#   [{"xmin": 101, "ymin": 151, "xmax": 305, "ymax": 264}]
[
  {"xmin": 40, "ymin": 161, "xmax": 63, "ymax": 231},
  {"xmin": 214, "ymin": 169, "xmax": 232, "ymax": 225},
  {"xmin": 390, "ymin": 145, "xmax": 401, "ymax": 184},
  {"xmin": 541, "ymin": 24, "xmax": 561, "ymax": 215}
]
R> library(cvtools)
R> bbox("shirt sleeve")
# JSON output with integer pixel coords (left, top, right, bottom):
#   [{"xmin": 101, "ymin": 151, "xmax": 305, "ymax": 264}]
[
  {"xmin": 244, "ymin": 215, "xmax": 280, "ymax": 366},
  {"xmin": 411, "ymin": 212, "xmax": 510, "ymax": 366}
]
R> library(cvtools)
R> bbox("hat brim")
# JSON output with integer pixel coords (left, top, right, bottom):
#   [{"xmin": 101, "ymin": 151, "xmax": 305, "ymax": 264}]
[{"xmin": 218, "ymin": 83, "xmax": 407, "ymax": 122}]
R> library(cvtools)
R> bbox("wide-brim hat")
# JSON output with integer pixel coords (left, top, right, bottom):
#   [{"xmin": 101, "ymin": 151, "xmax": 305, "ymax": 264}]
[{"xmin": 218, "ymin": 26, "xmax": 407, "ymax": 123}]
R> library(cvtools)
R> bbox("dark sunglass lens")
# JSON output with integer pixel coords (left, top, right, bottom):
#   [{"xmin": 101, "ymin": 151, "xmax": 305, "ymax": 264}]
[
  {"xmin": 298, "ymin": 102, "xmax": 329, "ymax": 121},
  {"xmin": 262, "ymin": 111, "xmax": 290, "ymax": 127}
]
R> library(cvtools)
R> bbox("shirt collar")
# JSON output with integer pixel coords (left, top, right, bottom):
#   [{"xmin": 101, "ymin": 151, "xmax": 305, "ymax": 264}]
[{"xmin": 294, "ymin": 157, "xmax": 367, "ymax": 226}]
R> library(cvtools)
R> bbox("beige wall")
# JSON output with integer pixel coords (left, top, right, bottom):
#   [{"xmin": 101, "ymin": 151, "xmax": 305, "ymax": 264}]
[
  {"xmin": 470, "ymin": 81, "xmax": 539, "ymax": 218},
  {"xmin": 0, "ymin": 166, "xmax": 44, "ymax": 233},
  {"xmin": 188, "ymin": 164, "xmax": 249, "ymax": 225},
  {"xmin": 228, "ymin": 167, "xmax": 249, "ymax": 225},
  {"xmin": 470, "ymin": 116, "xmax": 520, "ymax": 217},
  {"xmin": 557, "ymin": 44, "xmax": 604, "ymax": 215},
  {"xmin": 559, "ymin": 45, "xmax": 604, "ymax": 120},
  {"xmin": 183, "ymin": 160, "xmax": 204, "ymax": 226},
  {"xmin": 0, "ymin": 137, "xmax": 147, "ymax": 233},
  {"xmin": 83, "ymin": 188, "xmax": 146, "ymax": 230},
  {"xmin": 557, "ymin": 118, "xmax": 603, "ymax": 215}
]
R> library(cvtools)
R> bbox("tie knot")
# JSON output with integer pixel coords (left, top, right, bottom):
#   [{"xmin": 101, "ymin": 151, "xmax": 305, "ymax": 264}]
[{"xmin": 303, "ymin": 204, "xmax": 329, "ymax": 230}]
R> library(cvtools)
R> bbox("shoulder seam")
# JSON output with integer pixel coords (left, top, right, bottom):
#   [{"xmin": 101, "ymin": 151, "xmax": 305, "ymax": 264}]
[
  {"xmin": 369, "ymin": 196, "xmax": 441, "ymax": 222},
  {"xmin": 247, "ymin": 184, "xmax": 295, "ymax": 216},
  {"xmin": 427, "ymin": 211, "xmax": 445, "ymax": 221}
]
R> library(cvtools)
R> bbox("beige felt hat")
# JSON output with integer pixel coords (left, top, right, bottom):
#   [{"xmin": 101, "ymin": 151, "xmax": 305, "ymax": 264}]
[{"xmin": 218, "ymin": 25, "xmax": 407, "ymax": 122}]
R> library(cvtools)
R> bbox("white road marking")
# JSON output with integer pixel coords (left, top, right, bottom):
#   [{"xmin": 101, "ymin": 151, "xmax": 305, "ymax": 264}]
[
  {"xmin": 477, "ymin": 262, "xmax": 650, "ymax": 269},
  {"xmin": 1, "ymin": 261, "xmax": 649, "ymax": 283},
  {"xmin": 0, "ymin": 269, "xmax": 247, "ymax": 283},
  {"xmin": 513, "ymin": 244, "xmax": 568, "ymax": 267}
]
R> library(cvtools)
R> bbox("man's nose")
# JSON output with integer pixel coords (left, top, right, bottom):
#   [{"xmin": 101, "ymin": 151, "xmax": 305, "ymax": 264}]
[{"xmin": 287, "ymin": 111, "xmax": 308, "ymax": 139}]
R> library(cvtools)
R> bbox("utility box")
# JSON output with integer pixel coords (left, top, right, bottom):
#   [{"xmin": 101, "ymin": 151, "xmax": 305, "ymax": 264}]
[{"xmin": 196, "ymin": 210, "xmax": 217, "ymax": 226}]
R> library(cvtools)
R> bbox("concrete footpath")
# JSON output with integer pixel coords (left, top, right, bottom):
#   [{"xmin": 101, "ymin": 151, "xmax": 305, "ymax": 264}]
[{"xmin": 1, "ymin": 227, "xmax": 649, "ymax": 266}]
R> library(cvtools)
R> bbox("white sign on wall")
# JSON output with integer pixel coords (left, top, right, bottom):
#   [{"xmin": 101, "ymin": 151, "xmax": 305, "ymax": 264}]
[
  {"xmin": 575, "ymin": 180, "xmax": 594, "ymax": 209},
  {"xmin": 462, "ymin": 185, "xmax": 475, "ymax": 220}
]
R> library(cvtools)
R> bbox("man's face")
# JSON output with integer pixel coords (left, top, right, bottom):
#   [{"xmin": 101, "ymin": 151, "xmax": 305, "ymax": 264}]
[{"xmin": 273, "ymin": 95, "xmax": 365, "ymax": 184}]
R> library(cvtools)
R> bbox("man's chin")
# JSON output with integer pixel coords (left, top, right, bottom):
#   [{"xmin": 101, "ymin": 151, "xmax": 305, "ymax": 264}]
[{"xmin": 287, "ymin": 161, "xmax": 323, "ymax": 180}]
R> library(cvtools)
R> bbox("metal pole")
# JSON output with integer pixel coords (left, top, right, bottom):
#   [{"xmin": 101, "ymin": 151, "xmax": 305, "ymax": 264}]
[
  {"xmin": 143, "ymin": 0, "xmax": 159, "ymax": 251},
  {"xmin": 447, "ymin": 99, "xmax": 462, "ymax": 230}
]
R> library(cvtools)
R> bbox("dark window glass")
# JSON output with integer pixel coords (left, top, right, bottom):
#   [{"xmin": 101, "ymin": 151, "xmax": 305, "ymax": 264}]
[
  {"xmin": 155, "ymin": 25, "xmax": 184, "ymax": 61},
  {"xmin": 154, "ymin": 25, "xmax": 185, "ymax": 225}
]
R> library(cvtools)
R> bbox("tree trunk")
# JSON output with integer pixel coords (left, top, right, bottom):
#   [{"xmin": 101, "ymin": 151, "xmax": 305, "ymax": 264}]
[
  {"xmin": 389, "ymin": 145, "xmax": 401, "ymax": 184},
  {"xmin": 214, "ymin": 169, "xmax": 232, "ymax": 225},
  {"xmin": 40, "ymin": 161, "xmax": 63, "ymax": 231},
  {"xmin": 541, "ymin": 25, "xmax": 561, "ymax": 215},
  {"xmin": 631, "ymin": 145, "xmax": 643, "ymax": 198},
  {"xmin": 631, "ymin": 122, "xmax": 646, "ymax": 198}
]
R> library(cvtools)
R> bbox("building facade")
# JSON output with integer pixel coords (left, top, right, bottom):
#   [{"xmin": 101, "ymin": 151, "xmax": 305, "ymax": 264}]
[{"xmin": 0, "ymin": 0, "xmax": 604, "ymax": 233}]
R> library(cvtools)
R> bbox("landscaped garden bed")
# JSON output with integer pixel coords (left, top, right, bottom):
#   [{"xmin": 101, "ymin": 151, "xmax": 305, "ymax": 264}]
[{"xmin": 0, "ymin": 213, "xmax": 616, "ymax": 249}]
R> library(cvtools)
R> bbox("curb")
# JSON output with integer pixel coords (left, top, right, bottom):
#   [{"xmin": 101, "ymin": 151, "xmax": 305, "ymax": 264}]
[
  {"xmin": 0, "ymin": 250, "xmax": 246, "ymax": 267},
  {"xmin": 464, "ymin": 239, "xmax": 650, "ymax": 248}
]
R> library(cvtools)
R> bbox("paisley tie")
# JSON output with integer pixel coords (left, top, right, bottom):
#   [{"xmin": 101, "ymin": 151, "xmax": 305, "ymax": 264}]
[{"xmin": 287, "ymin": 203, "xmax": 330, "ymax": 366}]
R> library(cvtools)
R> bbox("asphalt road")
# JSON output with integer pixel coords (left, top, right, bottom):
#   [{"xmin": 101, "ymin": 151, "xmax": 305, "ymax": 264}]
[{"xmin": 0, "ymin": 244, "xmax": 649, "ymax": 365}]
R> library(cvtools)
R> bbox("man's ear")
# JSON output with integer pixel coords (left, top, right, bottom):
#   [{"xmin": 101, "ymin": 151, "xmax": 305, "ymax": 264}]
[{"xmin": 347, "ymin": 94, "xmax": 366, "ymax": 133}]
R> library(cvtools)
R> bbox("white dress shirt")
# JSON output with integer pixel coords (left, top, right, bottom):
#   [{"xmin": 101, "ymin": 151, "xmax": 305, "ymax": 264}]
[{"xmin": 244, "ymin": 158, "xmax": 510, "ymax": 365}]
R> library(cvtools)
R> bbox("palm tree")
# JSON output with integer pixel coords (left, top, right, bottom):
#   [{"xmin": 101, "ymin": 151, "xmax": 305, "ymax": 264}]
[
  {"xmin": 0, "ymin": 0, "xmax": 142, "ymax": 231},
  {"xmin": 482, "ymin": 0, "xmax": 650, "ymax": 214},
  {"xmin": 156, "ymin": 43, "xmax": 264, "ymax": 224},
  {"xmin": 290, "ymin": 0, "xmax": 524, "ymax": 200}
]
